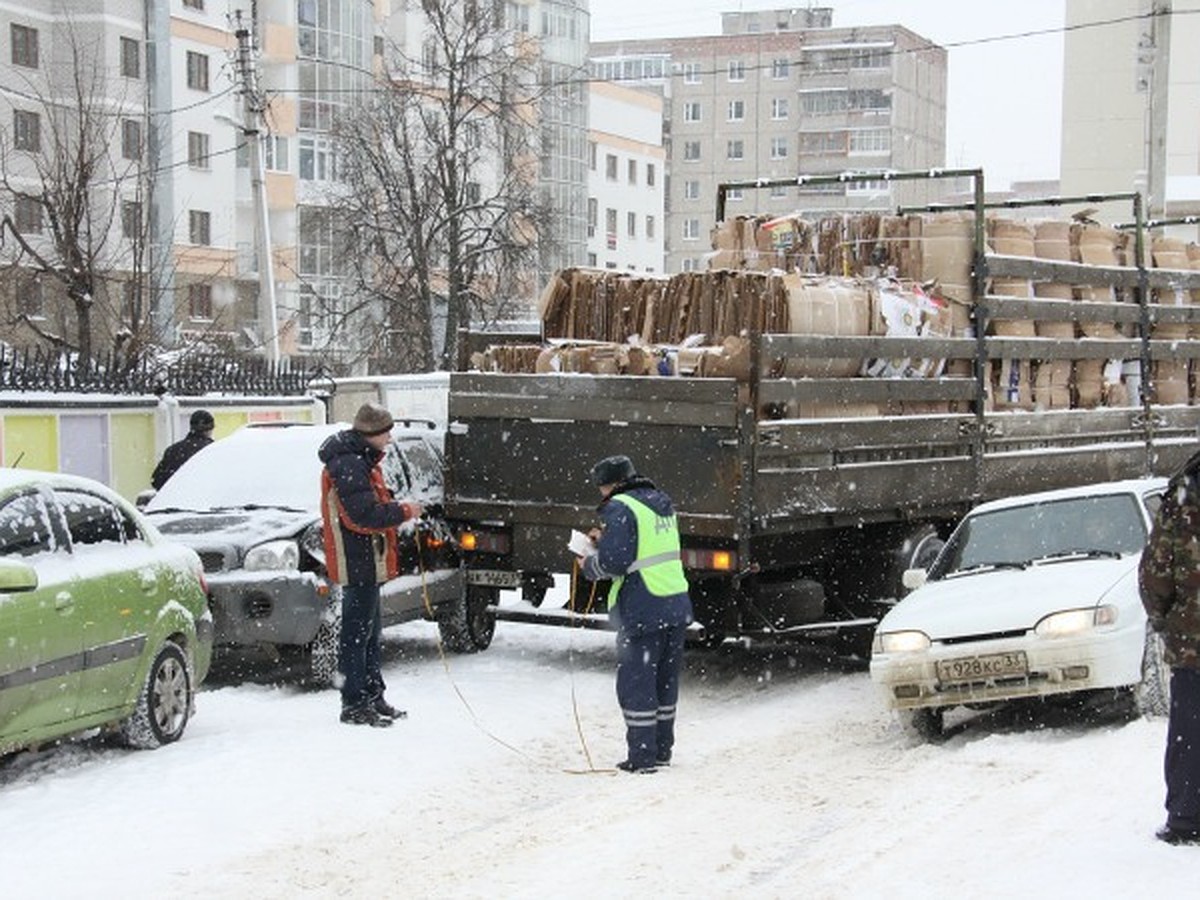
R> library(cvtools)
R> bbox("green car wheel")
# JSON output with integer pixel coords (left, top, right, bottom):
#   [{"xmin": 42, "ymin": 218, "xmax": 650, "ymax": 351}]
[{"xmin": 119, "ymin": 641, "xmax": 193, "ymax": 749}]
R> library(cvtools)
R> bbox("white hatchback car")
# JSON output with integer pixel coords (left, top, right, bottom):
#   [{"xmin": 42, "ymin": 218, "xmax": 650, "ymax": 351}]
[{"xmin": 869, "ymin": 477, "xmax": 1170, "ymax": 739}]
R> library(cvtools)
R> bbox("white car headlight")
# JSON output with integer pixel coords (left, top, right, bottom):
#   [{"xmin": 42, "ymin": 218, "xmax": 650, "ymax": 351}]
[
  {"xmin": 875, "ymin": 630, "xmax": 932, "ymax": 654},
  {"xmin": 1035, "ymin": 604, "xmax": 1118, "ymax": 638},
  {"xmin": 244, "ymin": 539, "xmax": 300, "ymax": 572}
]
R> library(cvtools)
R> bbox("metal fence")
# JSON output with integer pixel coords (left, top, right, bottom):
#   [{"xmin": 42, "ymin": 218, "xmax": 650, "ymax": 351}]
[{"xmin": 0, "ymin": 345, "xmax": 318, "ymax": 396}]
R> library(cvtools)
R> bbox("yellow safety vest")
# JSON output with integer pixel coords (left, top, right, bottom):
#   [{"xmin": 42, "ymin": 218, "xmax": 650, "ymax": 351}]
[{"xmin": 607, "ymin": 493, "xmax": 689, "ymax": 606}]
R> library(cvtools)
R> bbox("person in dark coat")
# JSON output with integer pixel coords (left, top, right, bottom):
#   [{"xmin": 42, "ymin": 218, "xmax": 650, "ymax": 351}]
[
  {"xmin": 150, "ymin": 409, "xmax": 215, "ymax": 490},
  {"xmin": 578, "ymin": 455, "xmax": 693, "ymax": 773},
  {"xmin": 318, "ymin": 403, "xmax": 423, "ymax": 727},
  {"xmin": 1139, "ymin": 449, "xmax": 1200, "ymax": 846}
]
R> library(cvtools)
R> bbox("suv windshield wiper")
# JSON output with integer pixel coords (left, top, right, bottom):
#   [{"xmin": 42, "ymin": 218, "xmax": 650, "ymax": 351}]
[
  {"xmin": 208, "ymin": 504, "xmax": 309, "ymax": 514},
  {"xmin": 1032, "ymin": 549, "xmax": 1123, "ymax": 563},
  {"xmin": 945, "ymin": 560, "xmax": 1030, "ymax": 577}
]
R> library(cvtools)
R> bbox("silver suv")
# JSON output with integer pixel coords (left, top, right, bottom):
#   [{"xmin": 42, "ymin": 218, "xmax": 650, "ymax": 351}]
[{"xmin": 145, "ymin": 421, "xmax": 495, "ymax": 682}]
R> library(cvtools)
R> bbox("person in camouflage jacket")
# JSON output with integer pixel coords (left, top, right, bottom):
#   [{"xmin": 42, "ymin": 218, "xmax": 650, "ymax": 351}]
[{"xmin": 1139, "ymin": 452, "xmax": 1200, "ymax": 845}]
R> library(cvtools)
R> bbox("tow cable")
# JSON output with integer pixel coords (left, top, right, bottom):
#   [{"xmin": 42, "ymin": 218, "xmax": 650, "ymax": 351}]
[{"xmin": 414, "ymin": 529, "xmax": 616, "ymax": 775}]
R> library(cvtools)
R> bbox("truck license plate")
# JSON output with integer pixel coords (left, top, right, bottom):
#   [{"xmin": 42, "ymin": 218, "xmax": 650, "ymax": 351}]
[
  {"xmin": 467, "ymin": 569, "xmax": 522, "ymax": 589},
  {"xmin": 936, "ymin": 651, "xmax": 1028, "ymax": 684}
]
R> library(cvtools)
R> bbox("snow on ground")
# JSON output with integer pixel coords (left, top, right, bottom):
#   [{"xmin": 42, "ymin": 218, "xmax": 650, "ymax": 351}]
[{"xmin": 1, "ymin": 602, "xmax": 1195, "ymax": 899}]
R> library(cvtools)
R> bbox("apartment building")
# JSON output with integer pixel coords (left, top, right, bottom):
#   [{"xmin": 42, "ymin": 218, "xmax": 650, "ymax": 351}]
[
  {"xmin": 1061, "ymin": 0, "xmax": 1200, "ymax": 225},
  {"xmin": 586, "ymin": 81, "xmax": 666, "ymax": 273},
  {"xmin": 590, "ymin": 7, "xmax": 947, "ymax": 273},
  {"xmin": 0, "ymin": 1, "xmax": 586, "ymax": 373}
]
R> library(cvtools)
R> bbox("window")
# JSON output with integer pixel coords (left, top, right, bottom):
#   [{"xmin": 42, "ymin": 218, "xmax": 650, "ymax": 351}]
[
  {"xmin": 682, "ymin": 219, "xmax": 700, "ymax": 241},
  {"xmin": 683, "ymin": 180, "xmax": 700, "ymax": 201},
  {"xmin": 769, "ymin": 184, "xmax": 788, "ymax": 199},
  {"xmin": 682, "ymin": 62, "xmax": 700, "ymax": 84},
  {"xmin": 587, "ymin": 197, "xmax": 597, "ymax": 237},
  {"xmin": 15, "ymin": 196, "xmax": 42, "ymax": 233},
  {"xmin": 299, "ymin": 137, "xmax": 339, "ymax": 181},
  {"xmin": 588, "ymin": 141, "xmax": 596, "ymax": 171},
  {"xmin": 122, "ymin": 200, "xmax": 142, "ymax": 239},
  {"xmin": 264, "ymin": 135, "xmax": 288, "ymax": 172},
  {"xmin": 605, "ymin": 153, "xmax": 618, "ymax": 180},
  {"xmin": 647, "ymin": 163, "xmax": 655, "ymax": 187},
  {"xmin": 186, "ymin": 51, "xmax": 209, "ymax": 91},
  {"xmin": 189, "ymin": 210, "xmax": 211, "ymax": 245},
  {"xmin": 187, "ymin": 131, "xmax": 210, "ymax": 168},
  {"xmin": 57, "ymin": 491, "xmax": 125, "ymax": 546},
  {"xmin": 120, "ymin": 36, "xmax": 140, "ymax": 78},
  {"xmin": 11, "ymin": 24, "xmax": 38, "ymax": 69},
  {"xmin": 627, "ymin": 211, "xmax": 636, "ymax": 238},
  {"xmin": 646, "ymin": 215, "xmax": 655, "ymax": 239},
  {"xmin": 465, "ymin": 182, "xmax": 481, "ymax": 205},
  {"xmin": 183, "ymin": 0, "xmax": 205, "ymax": 9},
  {"xmin": 771, "ymin": 98, "xmax": 789, "ymax": 120},
  {"xmin": 0, "ymin": 493, "xmax": 54, "ymax": 556},
  {"xmin": 727, "ymin": 140, "xmax": 744, "ymax": 161},
  {"xmin": 683, "ymin": 141, "xmax": 700, "ymax": 162},
  {"xmin": 188, "ymin": 283, "xmax": 213, "ymax": 320},
  {"xmin": 770, "ymin": 137, "xmax": 789, "ymax": 159},
  {"xmin": 587, "ymin": 252, "xmax": 597, "ymax": 267},
  {"xmin": 13, "ymin": 110, "xmax": 39, "ymax": 151},
  {"xmin": 771, "ymin": 58, "xmax": 790, "ymax": 79},
  {"xmin": 727, "ymin": 187, "xmax": 743, "ymax": 201},
  {"xmin": 727, "ymin": 60, "xmax": 745, "ymax": 82},
  {"xmin": 605, "ymin": 207, "xmax": 617, "ymax": 236},
  {"xmin": 17, "ymin": 274, "xmax": 43, "ymax": 319},
  {"xmin": 681, "ymin": 257, "xmax": 697, "ymax": 272},
  {"xmin": 727, "ymin": 100, "xmax": 745, "ymax": 122},
  {"xmin": 849, "ymin": 128, "xmax": 891, "ymax": 154},
  {"xmin": 683, "ymin": 101, "xmax": 701, "ymax": 122},
  {"xmin": 627, "ymin": 159, "xmax": 637, "ymax": 184},
  {"xmin": 121, "ymin": 119, "xmax": 142, "ymax": 160}
]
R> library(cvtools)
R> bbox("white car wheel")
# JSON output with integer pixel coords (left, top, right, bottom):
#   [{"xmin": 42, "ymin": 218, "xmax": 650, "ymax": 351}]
[{"xmin": 899, "ymin": 707, "xmax": 944, "ymax": 742}]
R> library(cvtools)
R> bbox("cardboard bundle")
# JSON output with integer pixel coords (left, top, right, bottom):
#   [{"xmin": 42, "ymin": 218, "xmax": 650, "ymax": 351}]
[
  {"xmin": 916, "ymin": 212, "xmax": 974, "ymax": 335},
  {"xmin": 1032, "ymin": 220, "xmax": 1076, "ymax": 339},
  {"xmin": 1151, "ymin": 236, "xmax": 1192, "ymax": 341},
  {"xmin": 540, "ymin": 268, "xmax": 664, "ymax": 343},
  {"xmin": 778, "ymin": 275, "xmax": 872, "ymax": 377},
  {"xmin": 1189, "ymin": 243, "xmax": 1200, "ymax": 340},
  {"xmin": 472, "ymin": 343, "xmax": 545, "ymax": 373},
  {"xmin": 1072, "ymin": 224, "xmax": 1124, "ymax": 339}
]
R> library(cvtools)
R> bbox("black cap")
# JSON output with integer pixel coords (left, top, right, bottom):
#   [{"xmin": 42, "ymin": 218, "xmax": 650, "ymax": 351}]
[
  {"xmin": 591, "ymin": 455, "xmax": 635, "ymax": 486},
  {"xmin": 190, "ymin": 409, "xmax": 215, "ymax": 432}
]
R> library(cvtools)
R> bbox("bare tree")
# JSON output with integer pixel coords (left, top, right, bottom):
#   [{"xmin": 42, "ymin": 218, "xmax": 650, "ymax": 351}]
[
  {"xmin": 0, "ymin": 20, "xmax": 165, "ymax": 368},
  {"xmin": 326, "ymin": 0, "xmax": 552, "ymax": 372}
]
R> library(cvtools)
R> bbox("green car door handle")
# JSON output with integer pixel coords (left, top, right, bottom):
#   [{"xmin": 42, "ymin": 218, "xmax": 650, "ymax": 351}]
[{"xmin": 54, "ymin": 591, "xmax": 73, "ymax": 611}]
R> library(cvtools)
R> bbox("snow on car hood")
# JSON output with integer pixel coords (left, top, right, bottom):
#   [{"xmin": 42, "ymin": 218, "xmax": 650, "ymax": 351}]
[
  {"xmin": 878, "ymin": 556, "xmax": 1141, "ymax": 639},
  {"xmin": 147, "ymin": 508, "xmax": 317, "ymax": 550}
]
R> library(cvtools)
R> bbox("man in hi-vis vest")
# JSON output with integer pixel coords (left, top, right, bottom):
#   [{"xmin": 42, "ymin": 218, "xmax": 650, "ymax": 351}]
[{"xmin": 580, "ymin": 455, "xmax": 693, "ymax": 773}]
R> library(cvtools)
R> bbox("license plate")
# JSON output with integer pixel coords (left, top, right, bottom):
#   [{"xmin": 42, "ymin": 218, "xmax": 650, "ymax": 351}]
[
  {"xmin": 466, "ymin": 569, "xmax": 522, "ymax": 588},
  {"xmin": 936, "ymin": 651, "xmax": 1028, "ymax": 684}
]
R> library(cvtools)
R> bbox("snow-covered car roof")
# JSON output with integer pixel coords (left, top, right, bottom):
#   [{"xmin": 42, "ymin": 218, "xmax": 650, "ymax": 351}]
[
  {"xmin": 967, "ymin": 477, "xmax": 1168, "ymax": 517},
  {"xmin": 145, "ymin": 421, "xmax": 443, "ymax": 515},
  {"xmin": 0, "ymin": 467, "xmax": 136, "ymax": 508}
]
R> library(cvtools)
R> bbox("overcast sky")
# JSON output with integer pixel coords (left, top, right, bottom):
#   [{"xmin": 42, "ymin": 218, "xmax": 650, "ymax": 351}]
[{"xmin": 589, "ymin": 0, "xmax": 1067, "ymax": 190}]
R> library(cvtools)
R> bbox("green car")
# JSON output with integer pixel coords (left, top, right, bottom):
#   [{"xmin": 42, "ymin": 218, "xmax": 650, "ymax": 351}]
[{"xmin": 0, "ymin": 468, "xmax": 213, "ymax": 756}]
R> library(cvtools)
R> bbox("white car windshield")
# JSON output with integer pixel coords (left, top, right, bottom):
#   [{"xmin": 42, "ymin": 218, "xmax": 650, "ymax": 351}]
[{"xmin": 933, "ymin": 493, "xmax": 1148, "ymax": 578}]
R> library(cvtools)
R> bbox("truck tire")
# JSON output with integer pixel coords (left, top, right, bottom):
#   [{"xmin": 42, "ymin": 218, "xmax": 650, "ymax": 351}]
[
  {"xmin": 1134, "ymin": 625, "xmax": 1170, "ymax": 719},
  {"xmin": 438, "ymin": 585, "xmax": 496, "ymax": 653}
]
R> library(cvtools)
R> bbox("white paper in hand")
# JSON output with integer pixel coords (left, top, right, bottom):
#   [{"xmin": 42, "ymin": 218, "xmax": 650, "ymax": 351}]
[{"xmin": 568, "ymin": 529, "xmax": 596, "ymax": 557}]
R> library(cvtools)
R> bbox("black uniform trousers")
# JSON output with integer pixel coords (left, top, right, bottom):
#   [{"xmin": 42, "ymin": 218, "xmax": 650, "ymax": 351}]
[{"xmin": 1166, "ymin": 667, "xmax": 1200, "ymax": 830}]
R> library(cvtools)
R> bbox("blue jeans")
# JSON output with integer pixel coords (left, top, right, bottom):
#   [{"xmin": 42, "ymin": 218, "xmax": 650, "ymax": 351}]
[
  {"xmin": 340, "ymin": 583, "xmax": 385, "ymax": 710},
  {"xmin": 1165, "ymin": 667, "xmax": 1200, "ymax": 829},
  {"xmin": 615, "ymin": 624, "xmax": 687, "ymax": 768}
]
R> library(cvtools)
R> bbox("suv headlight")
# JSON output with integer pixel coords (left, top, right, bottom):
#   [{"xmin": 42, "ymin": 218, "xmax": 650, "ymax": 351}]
[
  {"xmin": 873, "ymin": 630, "xmax": 932, "ymax": 654},
  {"xmin": 1035, "ymin": 604, "xmax": 1117, "ymax": 637},
  {"xmin": 244, "ymin": 539, "xmax": 300, "ymax": 571}
]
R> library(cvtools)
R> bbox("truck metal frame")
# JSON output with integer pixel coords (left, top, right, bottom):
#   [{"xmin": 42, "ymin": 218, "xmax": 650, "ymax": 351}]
[{"xmin": 445, "ymin": 169, "xmax": 1200, "ymax": 650}]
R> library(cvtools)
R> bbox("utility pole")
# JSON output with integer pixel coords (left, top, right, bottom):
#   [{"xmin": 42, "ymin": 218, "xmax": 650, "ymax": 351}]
[
  {"xmin": 232, "ymin": 12, "xmax": 281, "ymax": 364},
  {"xmin": 1137, "ymin": 0, "xmax": 1172, "ymax": 219}
]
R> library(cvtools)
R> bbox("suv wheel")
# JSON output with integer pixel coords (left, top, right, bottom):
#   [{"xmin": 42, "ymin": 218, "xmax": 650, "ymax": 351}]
[
  {"xmin": 119, "ymin": 641, "xmax": 192, "ymax": 749},
  {"xmin": 308, "ymin": 602, "xmax": 341, "ymax": 687}
]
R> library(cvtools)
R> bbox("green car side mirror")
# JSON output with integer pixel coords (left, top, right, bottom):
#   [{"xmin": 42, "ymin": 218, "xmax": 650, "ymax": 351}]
[{"xmin": 0, "ymin": 557, "xmax": 39, "ymax": 593}]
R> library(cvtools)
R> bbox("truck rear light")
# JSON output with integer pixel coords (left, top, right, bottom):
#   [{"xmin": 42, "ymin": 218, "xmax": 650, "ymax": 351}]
[
  {"xmin": 458, "ymin": 530, "xmax": 510, "ymax": 554},
  {"xmin": 682, "ymin": 548, "xmax": 737, "ymax": 572}
]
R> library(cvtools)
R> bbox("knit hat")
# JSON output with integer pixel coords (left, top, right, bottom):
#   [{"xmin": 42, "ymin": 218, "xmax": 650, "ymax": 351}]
[
  {"xmin": 591, "ymin": 455, "xmax": 636, "ymax": 486},
  {"xmin": 190, "ymin": 409, "xmax": 215, "ymax": 432},
  {"xmin": 353, "ymin": 402, "xmax": 395, "ymax": 436}
]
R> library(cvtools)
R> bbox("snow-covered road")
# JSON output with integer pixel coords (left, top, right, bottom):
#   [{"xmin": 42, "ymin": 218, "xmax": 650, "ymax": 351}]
[{"xmin": 2, "ymin": 618, "xmax": 1193, "ymax": 899}]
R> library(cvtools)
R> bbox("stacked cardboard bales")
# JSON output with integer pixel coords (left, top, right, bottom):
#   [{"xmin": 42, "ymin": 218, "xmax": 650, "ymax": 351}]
[
  {"xmin": 708, "ymin": 215, "xmax": 816, "ymax": 272},
  {"xmin": 987, "ymin": 219, "xmax": 1037, "ymax": 410},
  {"xmin": 1031, "ymin": 221, "xmax": 1075, "ymax": 409},
  {"xmin": 1150, "ymin": 237, "xmax": 1193, "ymax": 404}
]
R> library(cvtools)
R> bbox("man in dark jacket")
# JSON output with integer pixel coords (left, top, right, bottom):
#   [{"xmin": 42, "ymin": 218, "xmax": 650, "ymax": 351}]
[
  {"xmin": 579, "ymin": 455, "xmax": 693, "ymax": 773},
  {"xmin": 1139, "ymin": 450, "xmax": 1200, "ymax": 845},
  {"xmin": 150, "ymin": 409, "xmax": 214, "ymax": 490},
  {"xmin": 318, "ymin": 403, "xmax": 423, "ymax": 727}
]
